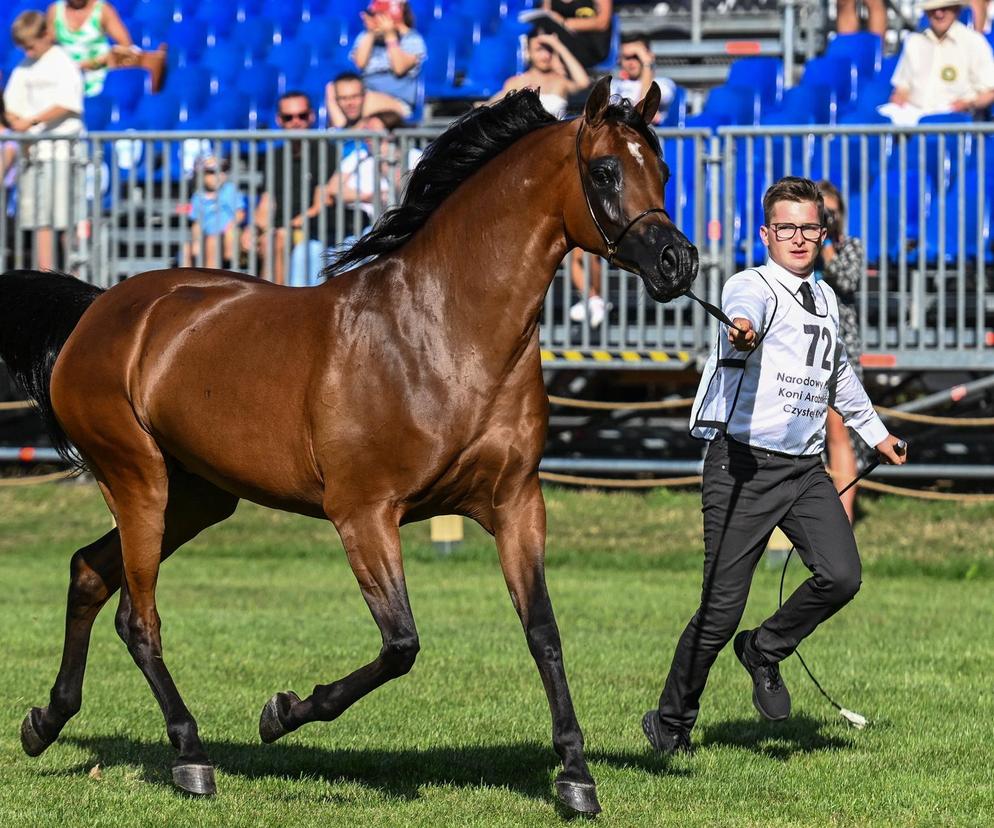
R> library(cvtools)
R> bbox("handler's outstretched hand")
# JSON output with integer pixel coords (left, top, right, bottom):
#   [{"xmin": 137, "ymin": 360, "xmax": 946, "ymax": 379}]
[
  {"xmin": 728, "ymin": 318, "xmax": 757, "ymax": 351},
  {"xmin": 875, "ymin": 435, "xmax": 908, "ymax": 465}
]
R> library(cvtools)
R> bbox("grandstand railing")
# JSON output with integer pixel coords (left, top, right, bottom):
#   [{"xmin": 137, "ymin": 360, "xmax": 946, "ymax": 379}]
[
  {"xmin": 720, "ymin": 123, "xmax": 994, "ymax": 371},
  {"xmin": 1, "ymin": 125, "xmax": 992, "ymax": 372}
]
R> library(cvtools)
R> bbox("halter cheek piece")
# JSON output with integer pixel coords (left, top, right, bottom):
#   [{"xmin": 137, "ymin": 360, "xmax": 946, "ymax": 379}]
[
  {"xmin": 574, "ymin": 120, "xmax": 669, "ymax": 271},
  {"xmin": 575, "ymin": 121, "xmax": 741, "ymax": 333}
]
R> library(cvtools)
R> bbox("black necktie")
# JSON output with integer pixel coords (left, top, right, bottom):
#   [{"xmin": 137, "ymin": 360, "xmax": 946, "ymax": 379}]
[{"xmin": 799, "ymin": 282, "xmax": 816, "ymax": 314}]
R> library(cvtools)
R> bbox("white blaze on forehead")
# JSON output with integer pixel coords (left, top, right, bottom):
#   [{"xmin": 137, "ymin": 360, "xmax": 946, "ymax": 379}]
[{"xmin": 626, "ymin": 140, "xmax": 645, "ymax": 168}]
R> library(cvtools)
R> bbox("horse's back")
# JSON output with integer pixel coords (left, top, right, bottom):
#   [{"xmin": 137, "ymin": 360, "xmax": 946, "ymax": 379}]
[{"xmin": 52, "ymin": 268, "xmax": 333, "ymax": 511}]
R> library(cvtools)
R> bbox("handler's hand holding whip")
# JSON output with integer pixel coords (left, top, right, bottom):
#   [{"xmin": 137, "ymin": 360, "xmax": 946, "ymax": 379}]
[
  {"xmin": 875, "ymin": 435, "xmax": 908, "ymax": 466},
  {"xmin": 727, "ymin": 317, "xmax": 757, "ymax": 351}
]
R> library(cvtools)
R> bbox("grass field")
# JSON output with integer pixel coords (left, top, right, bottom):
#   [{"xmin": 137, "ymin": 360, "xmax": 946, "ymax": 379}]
[{"xmin": 1, "ymin": 481, "xmax": 993, "ymax": 827}]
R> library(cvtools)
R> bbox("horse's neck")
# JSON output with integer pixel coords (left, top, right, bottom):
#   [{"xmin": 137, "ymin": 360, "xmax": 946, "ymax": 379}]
[{"xmin": 401, "ymin": 126, "xmax": 572, "ymax": 336}]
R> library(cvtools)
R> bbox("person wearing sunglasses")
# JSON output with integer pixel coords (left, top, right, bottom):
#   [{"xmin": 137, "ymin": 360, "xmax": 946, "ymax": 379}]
[
  {"xmin": 642, "ymin": 177, "xmax": 906, "ymax": 756},
  {"xmin": 887, "ymin": 0, "xmax": 994, "ymax": 123}
]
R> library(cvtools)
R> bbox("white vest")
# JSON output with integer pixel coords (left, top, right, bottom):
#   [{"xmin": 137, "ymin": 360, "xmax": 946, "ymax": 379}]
[{"xmin": 690, "ymin": 269, "xmax": 841, "ymax": 456}]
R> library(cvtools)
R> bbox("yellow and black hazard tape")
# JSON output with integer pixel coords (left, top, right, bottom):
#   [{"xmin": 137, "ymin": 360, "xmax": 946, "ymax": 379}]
[{"xmin": 540, "ymin": 349, "xmax": 693, "ymax": 365}]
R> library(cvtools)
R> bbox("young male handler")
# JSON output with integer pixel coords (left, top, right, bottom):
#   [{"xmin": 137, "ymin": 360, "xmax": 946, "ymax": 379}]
[{"xmin": 643, "ymin": 177, "xmax": 907, "ymax": 754}]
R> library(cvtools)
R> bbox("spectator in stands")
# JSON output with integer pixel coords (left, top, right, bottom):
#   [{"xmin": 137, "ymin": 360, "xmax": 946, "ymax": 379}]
[
  {"xmin": 488, "ymin": 32, "xmax": 590, "ymax": 119},
  {"xmin": 532, "ymin": 0, "xmax": 613, "ymax": 69},
  {"xmin": 183, "ymin": 155, "xmax": 245, "ymax": 269},
  {"xmin": 816, "ymin": 180, "xmax": 866, "ymax": 523},
  {"xmin": 325, "ymin": 71, "xmax": 408, "ymax": 129},
  {"xmin": 349, "ymin": 0, "xmax": 426, "ymax": 119},
  {"xmin": 47, "ymin": 0, "xmax": 166, "ymax": 96},
  {"xmin": 886, "ymin": 0, "xmax": 994, "ymax": 122},
  {"xmin": 327, "ymin": 111, "xmax": 403, "ymax": 221},
  {"xmin": 610, "ymin": 35, "xmax": 675, "ymax": 125},
  {"xmin": 4, "ymin": 11, "xmax": 84, "ymax": 271},
  {"xmin": 244, "ymin": 91, "xmax": 367, "ymax": 286}
]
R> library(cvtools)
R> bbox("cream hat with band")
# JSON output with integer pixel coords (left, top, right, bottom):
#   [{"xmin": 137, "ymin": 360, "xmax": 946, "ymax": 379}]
[{"xmin": 920, "ymin": 0, "xmax": 963, "ymax": 11}]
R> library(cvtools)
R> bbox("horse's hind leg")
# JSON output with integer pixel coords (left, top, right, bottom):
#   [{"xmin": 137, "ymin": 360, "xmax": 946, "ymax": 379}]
[
  {"xmin": 21, "ymin": 528, "xmax": 123, "ymax": 757},
  {"xmin": 259, "ymin": 503, "xmax": 420, "ymax": 742},
  {"xmin": 112, "ymin": 465, "xmax": 238, "ymax": 796},
  {"xmin": 21, "ymin": 467, "xmax": 237, "ymax": 778},
  {"xmin": 491, "ymin": 477, "xmax": 599, "ymax": 816}
]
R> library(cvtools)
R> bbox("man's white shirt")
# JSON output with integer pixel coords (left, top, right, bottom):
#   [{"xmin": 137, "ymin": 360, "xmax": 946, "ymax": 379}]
[
  {"xmin": 890, "ymin": 21, "xmax": 994, "ymax": 114},
  {"xmin": 689, "ymin": 259, "xmax": 888, "ymax": 456}
]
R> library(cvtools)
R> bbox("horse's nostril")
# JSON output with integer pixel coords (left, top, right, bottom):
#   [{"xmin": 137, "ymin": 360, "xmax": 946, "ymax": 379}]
[{"xmin": 658, "ymin": 245, "xmax": 679, "ymax": 277}]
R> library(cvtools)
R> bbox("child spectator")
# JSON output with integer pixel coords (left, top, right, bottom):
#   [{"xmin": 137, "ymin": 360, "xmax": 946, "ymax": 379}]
[
  {"xmin": 183, "ymin": 155, "xmax": 245, "ymax": 269},
  {"xmin": 3, "ymin": 10, "xmax": 84, "ymax": 271}
]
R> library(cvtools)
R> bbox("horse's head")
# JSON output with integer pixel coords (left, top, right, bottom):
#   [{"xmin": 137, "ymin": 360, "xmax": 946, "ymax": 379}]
[{"xmin": 568, "ymin": 76, "xmax": 699, "ymax": 302}]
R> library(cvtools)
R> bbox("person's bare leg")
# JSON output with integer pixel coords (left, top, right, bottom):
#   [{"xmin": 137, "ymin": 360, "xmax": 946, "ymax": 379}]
[
  {"xmin": 836, "ymin": 0, "xmax": 859, "ymax": 33},
  {"xmin": 826, "ymin": 408, "xmax": 857, "ymax": 523},
  {"xmin": 866, "ymin": 0, "xmax": 887, "ymax": 36},
  {"xmin": 36, "ymin": 228, "xmax": 54, "ymax": 271},
  {"xmin": 569, "ymin": 252, "xmax": 602, "ymax": 299},
  {"xmin": 971, "ymin": 0, "xmax": 987, "ymax": 32}
]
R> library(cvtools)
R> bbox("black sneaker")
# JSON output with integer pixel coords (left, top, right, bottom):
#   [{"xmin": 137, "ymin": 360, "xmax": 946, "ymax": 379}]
[
  {"xmin": 641, "ymin": 710, "xmax": 694, "ymax": 755},
  {"xmin": 734, "ymin": 629, "xmax": 791, "ymax": 722}
]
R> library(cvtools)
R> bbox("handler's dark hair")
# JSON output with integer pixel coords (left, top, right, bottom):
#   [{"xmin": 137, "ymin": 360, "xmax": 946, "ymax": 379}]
[{"xmin": 763, "ymin": 176, "xmax": 826, "ymax": 226}]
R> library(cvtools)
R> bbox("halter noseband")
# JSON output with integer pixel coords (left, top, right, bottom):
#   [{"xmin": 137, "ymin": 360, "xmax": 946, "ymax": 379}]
[{"xmin": 574, "ymin": 120, "xmax": 669, "ymax": 271}]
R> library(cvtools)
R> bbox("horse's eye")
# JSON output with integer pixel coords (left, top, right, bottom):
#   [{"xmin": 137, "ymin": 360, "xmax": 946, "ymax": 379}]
[{"xmin": 591, "ymin": 167, "xmax": 613, "ymax": 186}]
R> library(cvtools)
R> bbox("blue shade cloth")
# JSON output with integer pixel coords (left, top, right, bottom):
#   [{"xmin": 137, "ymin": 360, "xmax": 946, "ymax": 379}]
[
  {"xmin": 190, "ymin": 181, "xmax": 243, "ymax": 236},
  {"xmin": 350, "ymin": 30, "xmax": 427, "ymax": 108}
]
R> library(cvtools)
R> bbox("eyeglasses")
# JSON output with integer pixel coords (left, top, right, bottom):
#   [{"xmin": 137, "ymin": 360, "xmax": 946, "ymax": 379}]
[
  {"xmin": 769, "ymin": 223, "xmax": 824, "ymax": 242},
  {"xmin": 278, "ymin": 111, "xmax": 311, "ymax": 124},
  {"xmin": 621, "ymin": 53, "xmax": 641, "ymax": 60}
]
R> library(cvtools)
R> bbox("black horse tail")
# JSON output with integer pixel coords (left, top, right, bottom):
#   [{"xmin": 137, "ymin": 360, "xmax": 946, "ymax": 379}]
[{"xmin": 0, "ymin": 270, "xmax": 104, "ymax": 467}]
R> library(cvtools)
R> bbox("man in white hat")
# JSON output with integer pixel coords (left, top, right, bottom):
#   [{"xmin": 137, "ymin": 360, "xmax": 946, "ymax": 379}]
[{"xmin": 889, "ymin": 1, "xmax": 994, "ymax": 119}]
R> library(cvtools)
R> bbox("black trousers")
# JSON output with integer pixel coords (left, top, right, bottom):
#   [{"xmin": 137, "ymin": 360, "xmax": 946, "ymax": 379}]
[{"xmin": 658, "ymin": 437, "xmax": 862, "ymax": 732}]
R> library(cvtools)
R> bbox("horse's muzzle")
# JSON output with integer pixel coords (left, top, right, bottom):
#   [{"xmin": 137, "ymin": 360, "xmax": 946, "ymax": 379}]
[{"xmin": 646, "ymin": 240, "xmax": 699, "ymax": 302}]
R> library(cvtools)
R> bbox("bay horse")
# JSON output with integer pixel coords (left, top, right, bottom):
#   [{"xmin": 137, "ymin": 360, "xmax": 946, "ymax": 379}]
[{"xmin": 0, "ymin": 77, "xmax": 697, "ymax": 816}]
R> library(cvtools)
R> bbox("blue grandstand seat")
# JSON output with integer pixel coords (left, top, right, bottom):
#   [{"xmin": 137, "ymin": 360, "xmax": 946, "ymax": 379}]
[
  {"xmin": 83, "ymin": 94, "xmax": 115, "ymax": 131},
  {"xmin": 879, "ymin": 53, "xmax": 900, "ymax": 84},
  {"xmin": 765, "ymin": 85, "xmax": 832, "ymax": 125},
  {"xmin": 162, "ymin": 66, "xmax": 212, "ymax": 115},
  {"xmin": 266, "ymin": 41, "xmax": 314, "ymax": 84},
  {"xmin": 297, "ymin": 17, "xmax": 350, "ymax": 57},
  {"xmin": 702, "ymin": 84, "xmax": 760, "ymax": 125},
  {"xmin": 659, "ymin": 85, "xmax": 687, "ymax": 128},
  {"xmin": 235, "ymin": 64, "xmax": 281, "ymax": 110},
  {"xmin": 726, "ymin": 57, "xmax": 783, "ymax": 108},
  {"xmin": 131, "ymin": 93, "xmax": 183, "ymax": 130},
  {"xmin": 101, "ymin": 68, "xmax": 149, "ymax": 114},
  {"xmin": 232, "ymin": 19, "xmax": 275, "ymax": 58},
  {"xmin": 423, "ymin": 37, "xmax": 458, "ymax": 98},
  {"xmin": 407, "ymin": 0, "xmax": 445, "ymax": 28},
  {"xmin": 848, "ymin": 77, "xmax": 892, "ymax": 116},
  {"xmin": 166, "ymin": 19, "xmax": 210, "ymax": 62},
  {"xmin": 459, "ymin": 35, "xmax": 518, "ymax": 99},
  {"xmin": 801, "ymin": 55, "xmax": 856, "ymax": 118},
  {"xmin": 826, "ymin": 32, "xmax": 882, "ymax": 80},
  {"xmin": 202, "ymin": 44, "xmax": 249, "ymax": 84},
  {"xmin": 133, "ymin": 0, "xmax": 174, "ymax": 30}
]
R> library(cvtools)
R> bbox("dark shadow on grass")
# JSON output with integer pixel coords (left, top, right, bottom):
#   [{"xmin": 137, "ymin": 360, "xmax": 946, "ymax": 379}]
[
  {"xmin": 697, "ymin": 712, "xmax": 852, "ymax": 760},
  {"xmin": 55, "ymin": 735, "xmax": 687, "ymax": 803}
]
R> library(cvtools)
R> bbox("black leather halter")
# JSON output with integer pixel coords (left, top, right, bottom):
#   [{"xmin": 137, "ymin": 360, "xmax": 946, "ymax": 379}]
[{"xmin": 574, "ymin": 120, "xmax": 669, "ymax": 272}]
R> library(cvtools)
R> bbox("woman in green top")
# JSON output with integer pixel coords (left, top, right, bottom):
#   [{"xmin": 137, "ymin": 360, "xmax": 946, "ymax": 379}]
[{"xmin": 47, "ymin": 0, "xmax": 136, "ymax": 97}]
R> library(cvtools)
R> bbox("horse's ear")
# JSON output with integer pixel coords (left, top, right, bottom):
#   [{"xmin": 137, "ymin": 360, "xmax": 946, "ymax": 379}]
[
  {"xmin": 583, "ymin": 76, "xmax": 612, "ymax": 126},
  {"xmin": 634, "ymin": 82, "xmax": 662, "ymax": 125}
]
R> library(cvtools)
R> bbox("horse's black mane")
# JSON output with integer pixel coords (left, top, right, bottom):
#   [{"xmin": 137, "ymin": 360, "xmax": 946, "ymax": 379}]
[{"xmin": 321, "ymin": 88, "xmax": 660, "ymax": 278}]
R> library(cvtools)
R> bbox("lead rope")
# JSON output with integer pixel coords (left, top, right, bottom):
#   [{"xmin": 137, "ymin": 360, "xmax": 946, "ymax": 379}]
[{"xmin": 778, "ymin": 439, "xmax": 908, "ymax": 729}]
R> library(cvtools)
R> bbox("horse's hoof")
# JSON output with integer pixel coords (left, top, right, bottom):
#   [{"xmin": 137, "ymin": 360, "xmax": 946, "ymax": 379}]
[
  {"xmin": 20, "ymin": 708, "xmax": 51, "ymax": 757},
  {"xmin": 172, "ymin": 762, "xmax": 217, "ymax": 796},
  {"xmin": 259, "ymin": 690, "xmax": 300, "ymax": 744},
  {"xmin": 555, "ymin": 778, "xmax": 601, "ymax": 817}
]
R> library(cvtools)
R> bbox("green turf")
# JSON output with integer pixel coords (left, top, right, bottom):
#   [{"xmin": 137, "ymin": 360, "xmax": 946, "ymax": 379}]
[{"xmin": 1, "ymin": 482, "xmax": 993, "ymax": 827}]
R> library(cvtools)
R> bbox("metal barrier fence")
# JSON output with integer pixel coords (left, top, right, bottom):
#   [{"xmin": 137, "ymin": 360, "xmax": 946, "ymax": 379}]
[{"xmin": 1, "ymin": 124, "xmax": 992, "ymax": 372}]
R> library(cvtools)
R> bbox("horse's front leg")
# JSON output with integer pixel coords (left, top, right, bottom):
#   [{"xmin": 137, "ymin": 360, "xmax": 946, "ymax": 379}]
[{"xmin": 492, "ymin": 476, "xmax": 599, "ymax": 816}]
